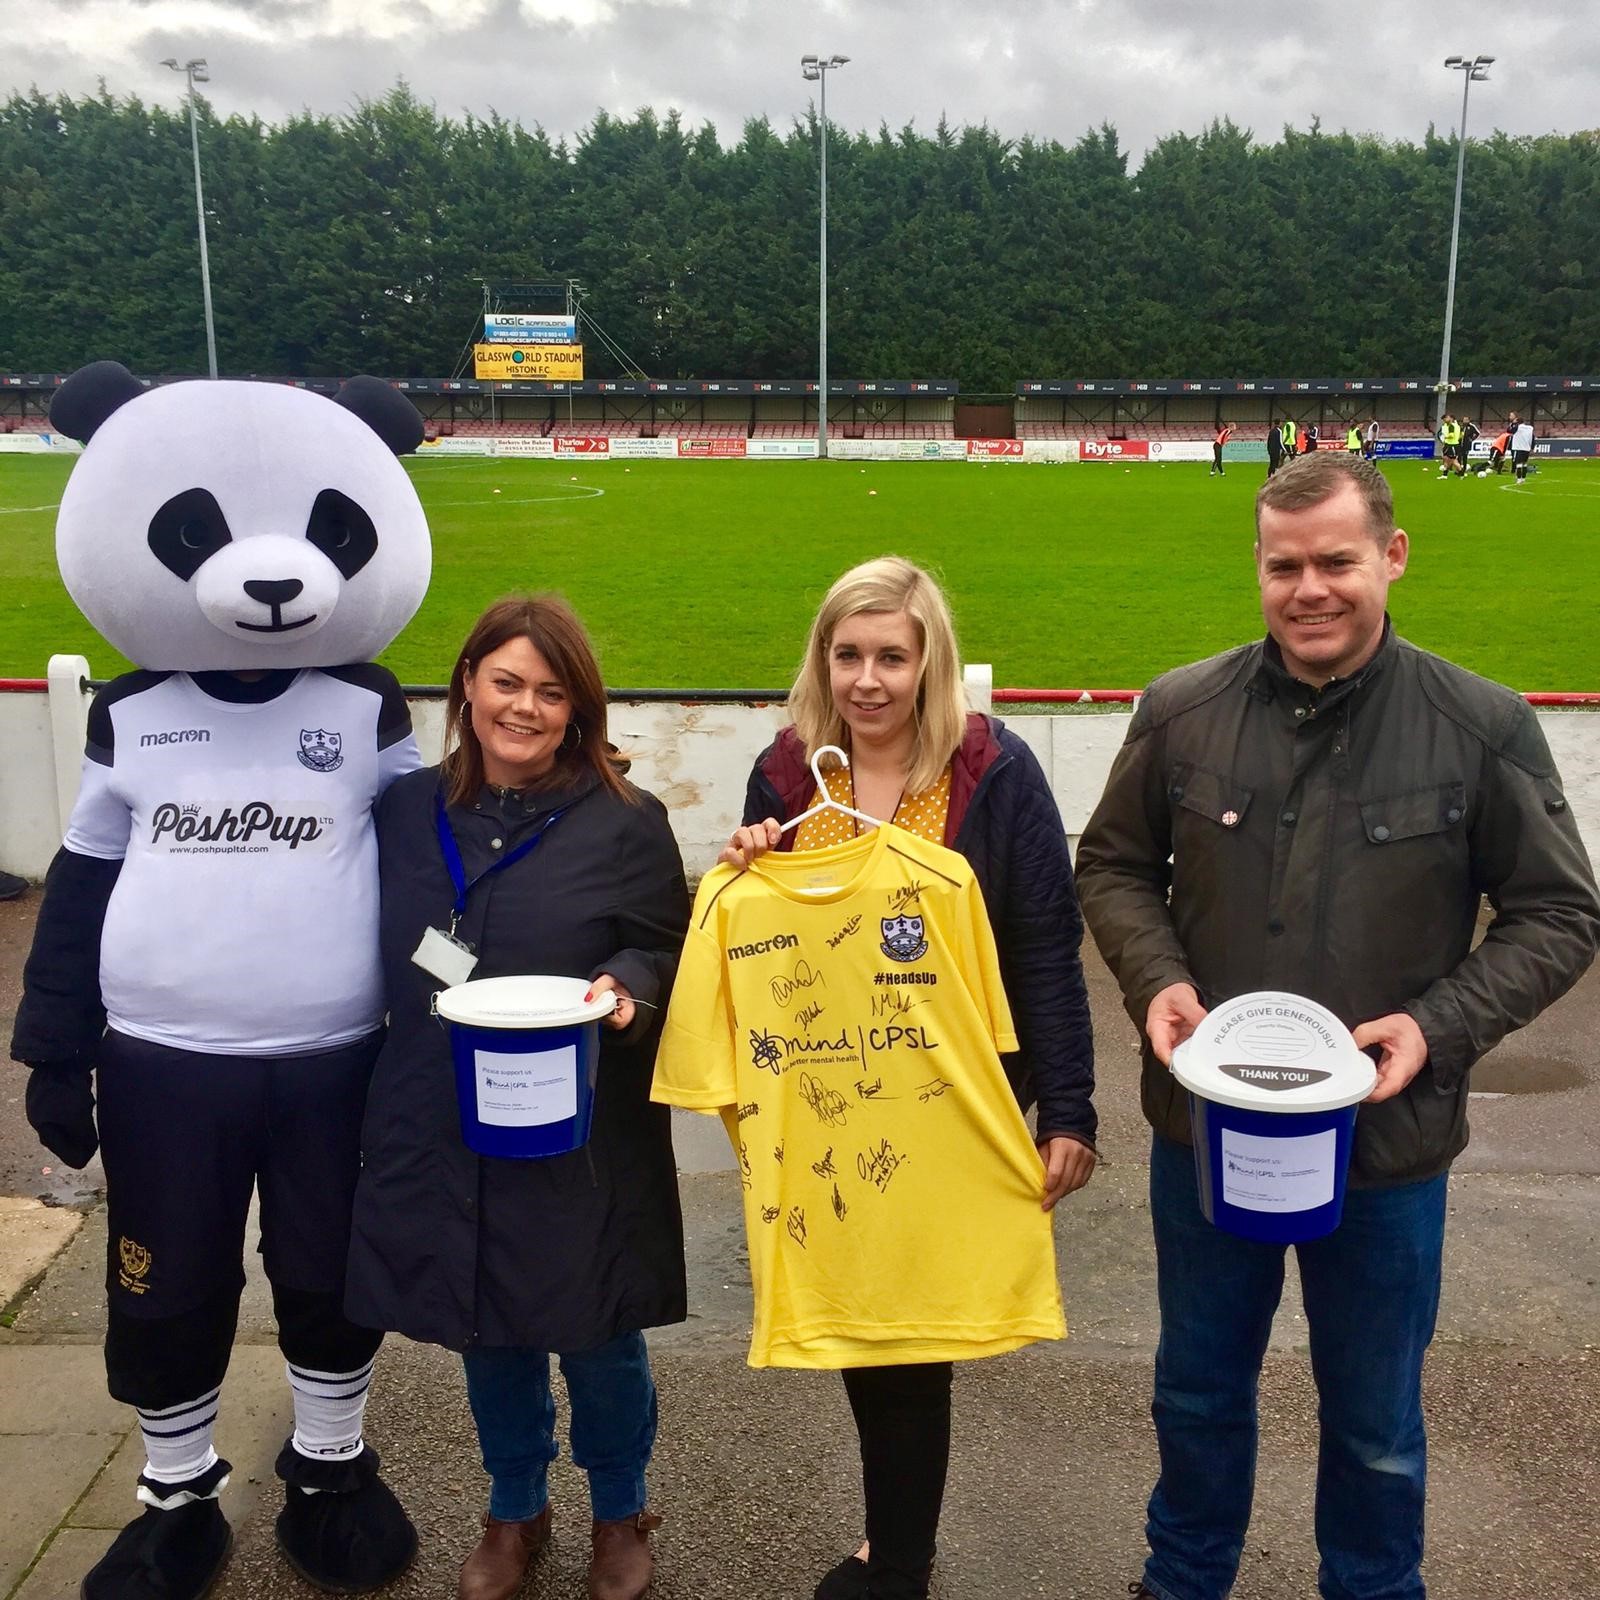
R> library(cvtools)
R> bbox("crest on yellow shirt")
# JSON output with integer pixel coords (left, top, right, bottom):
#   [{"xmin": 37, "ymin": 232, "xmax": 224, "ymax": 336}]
[{"xmin": 880, "ymin": 914, "xmax": 928, "ymax": 963}]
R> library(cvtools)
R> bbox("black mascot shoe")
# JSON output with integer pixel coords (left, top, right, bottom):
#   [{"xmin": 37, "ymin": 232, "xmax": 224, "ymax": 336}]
[
  {"xmin": 274, "ymin": 1440, "xmax": 418, "ymax": 1593},
  {"xmin": 81, "ymin": 1497, "xmax": 233, "ymax": 1600}
]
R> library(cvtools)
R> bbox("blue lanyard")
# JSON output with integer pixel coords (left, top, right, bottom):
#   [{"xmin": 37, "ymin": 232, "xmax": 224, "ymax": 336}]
[{"xmin": 434, "ymin": 791, "xmax": 568, "ymax": 935}]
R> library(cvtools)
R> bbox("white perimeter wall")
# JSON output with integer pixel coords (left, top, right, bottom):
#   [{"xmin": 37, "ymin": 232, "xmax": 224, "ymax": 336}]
[{"xmin": 3, "ymin": 670, "xmax": 1598, "ymax": 880}]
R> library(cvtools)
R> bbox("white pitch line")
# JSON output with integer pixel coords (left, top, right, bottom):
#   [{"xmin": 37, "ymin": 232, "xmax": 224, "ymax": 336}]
[
  {"xmin": 0, "ymin": 503, "xmax": 62, "ymax": 515},
  {"xmin": 429, "ymin": 487, "xmax": 606, "ymax": 506}
]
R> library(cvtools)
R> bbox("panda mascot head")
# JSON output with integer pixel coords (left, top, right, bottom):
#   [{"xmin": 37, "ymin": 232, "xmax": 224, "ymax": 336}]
[{"xmin": 50, "ymin": 361, "xmax": 432, "ymax": 671}]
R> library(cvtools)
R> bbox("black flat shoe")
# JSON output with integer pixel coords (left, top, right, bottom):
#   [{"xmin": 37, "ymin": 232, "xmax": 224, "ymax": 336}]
[{"xmin": 81, "ymin": 1499, "xmax": 233, "ymax": 1600}]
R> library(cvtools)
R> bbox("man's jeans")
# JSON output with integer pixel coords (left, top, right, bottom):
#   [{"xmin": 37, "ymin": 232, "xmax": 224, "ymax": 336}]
[
  {"xmin": 1143, "ymin": 1135, "xmax": 1447, "ymax": 1600},
  {"xmin": 462, "ymin": 1330, "xmax": 657, "ymax": 1523}
]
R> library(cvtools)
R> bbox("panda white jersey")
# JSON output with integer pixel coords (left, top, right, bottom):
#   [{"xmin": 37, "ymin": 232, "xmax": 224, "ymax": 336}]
[{"xmin": 65, "ymin": 665, "xmax": 420, "ymax": 1055}]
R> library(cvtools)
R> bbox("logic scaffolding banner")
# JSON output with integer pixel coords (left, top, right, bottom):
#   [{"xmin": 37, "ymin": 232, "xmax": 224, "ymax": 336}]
[
  {"xmin": 473, "ymin": 344, "xmax": 585, "ymax": 381},
  {"xmin": 483, "ymin": 313, "xmax": 578, "ymax": 343}
]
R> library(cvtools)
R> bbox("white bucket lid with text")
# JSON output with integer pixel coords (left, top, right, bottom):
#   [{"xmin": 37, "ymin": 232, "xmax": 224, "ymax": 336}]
[
  {"xmin": 1170, "ymin": 991, "xmax": 1375, "ymax": 1113},
  {"xmin": 436, "ymin": 974, "xmax": 616, "ymax": 1029}
]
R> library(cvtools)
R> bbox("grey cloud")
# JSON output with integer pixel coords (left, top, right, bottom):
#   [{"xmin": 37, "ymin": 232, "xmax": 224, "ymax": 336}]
[{"xmin": 2, "ymin": 0, "xmax": 1596, "ymax": 155}]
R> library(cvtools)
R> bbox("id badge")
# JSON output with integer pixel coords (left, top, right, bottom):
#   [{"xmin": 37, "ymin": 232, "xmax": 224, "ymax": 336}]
[{"xmin": 412, "ymin": 925, "xmax": 479, "ymax": 986}]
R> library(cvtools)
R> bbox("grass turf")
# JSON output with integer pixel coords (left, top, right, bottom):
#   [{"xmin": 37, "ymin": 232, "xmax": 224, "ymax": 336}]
[{"xmin": 3, "ymin": 453, "xmax": 1596, "ymax": 690}]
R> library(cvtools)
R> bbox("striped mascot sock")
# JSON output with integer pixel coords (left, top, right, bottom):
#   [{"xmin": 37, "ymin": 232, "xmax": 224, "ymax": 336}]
[
  {"xmin": 286, "ymin": 1358, "xmax": 374, "ymax": 1485},
  {"xmin": 136, "ymin": 1384, "xmax": 231, "ymax": 1507}
]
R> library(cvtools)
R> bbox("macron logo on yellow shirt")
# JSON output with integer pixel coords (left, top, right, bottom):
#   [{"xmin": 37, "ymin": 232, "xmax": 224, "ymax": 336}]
[{"xmin": 727, "ymin": 932, "xmax": 800, "ymax": 960}]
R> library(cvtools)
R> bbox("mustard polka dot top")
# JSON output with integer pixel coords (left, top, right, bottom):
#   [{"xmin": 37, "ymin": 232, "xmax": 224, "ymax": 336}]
[{"xmin": 792, "ymin": 761, "xmax": 953, "ymax": 852}]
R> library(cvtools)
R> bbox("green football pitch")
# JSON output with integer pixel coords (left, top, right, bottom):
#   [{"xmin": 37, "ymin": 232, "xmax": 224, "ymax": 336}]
[{"xmin": 4, "ymin": 453, "xmax": 1597, "ymax": 690}]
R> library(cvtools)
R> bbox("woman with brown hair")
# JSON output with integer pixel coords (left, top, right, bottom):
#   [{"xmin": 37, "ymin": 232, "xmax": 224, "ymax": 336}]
[{"xmin": 345, "ymin": 595, "xmax": 690, "ymax": 1600}]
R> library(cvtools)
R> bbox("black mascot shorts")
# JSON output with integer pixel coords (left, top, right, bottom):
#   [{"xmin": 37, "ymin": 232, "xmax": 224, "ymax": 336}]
[{"xmin": 97, "ymin": 1029, "xmax": 383, "ymax": 1320}]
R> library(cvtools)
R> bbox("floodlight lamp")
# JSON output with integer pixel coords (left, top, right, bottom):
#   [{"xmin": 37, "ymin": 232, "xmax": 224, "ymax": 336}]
[
  {"xmin": 1477, "ymin": 54, "xmax": 1495, "ymax": 65},
  {"xmin": 801, "ymin": 53, "xmax": 819, "ymax": 68},
  {"xmin": 191, "ymin": 67, "xmax": 210, "ymax": 83},
  {"xmin": 829, "ymin": 55, "xmax": 850, "ymax": 67},
  {"xmin": 161, "ymin": 57, "xmax": 179, "ymax": 68}
]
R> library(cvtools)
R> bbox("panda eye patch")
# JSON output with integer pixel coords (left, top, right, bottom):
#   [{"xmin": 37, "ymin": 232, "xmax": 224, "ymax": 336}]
[
  {"xmin": 148, "ymin": 488, "xmax": 233, "ymax": 581},
  {"xmin": 306, "ymin": 489, "xmax": 378, "ymax": 579}
]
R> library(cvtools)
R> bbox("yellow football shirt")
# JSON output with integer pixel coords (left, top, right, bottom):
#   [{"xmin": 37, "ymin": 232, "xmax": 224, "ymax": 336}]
[{"xmin": 652, "ymin": 822, "xmax": 1064, "ymax": 1369}]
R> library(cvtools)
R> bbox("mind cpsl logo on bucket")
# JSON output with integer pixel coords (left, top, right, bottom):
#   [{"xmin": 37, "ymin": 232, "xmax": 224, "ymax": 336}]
[{"xmin": 1172, "ymin": 993, "xmax": 1375, "ymax": 1244}]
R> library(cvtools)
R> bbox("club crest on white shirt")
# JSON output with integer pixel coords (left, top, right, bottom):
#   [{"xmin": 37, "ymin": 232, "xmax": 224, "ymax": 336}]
[{"xmin": 297, "ymin": 728, "xmax": 344, "ymax": 773}]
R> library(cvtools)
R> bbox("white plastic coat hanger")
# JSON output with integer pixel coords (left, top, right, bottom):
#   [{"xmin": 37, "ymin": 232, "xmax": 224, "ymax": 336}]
[{"xmin": 776, "ymin": 743, "xmax": 878, "ymax": 837}]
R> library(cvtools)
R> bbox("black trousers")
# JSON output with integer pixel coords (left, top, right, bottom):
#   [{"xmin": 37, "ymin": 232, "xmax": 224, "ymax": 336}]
[
  {"xmin": 840, "ymin": 1362, "xmax": 953, "ymax": 1599},
  {"xmin": 1211, "ymin": 443, "xmax": 1224, "ymax": 473},
  {"xmin": 97, "ymin": 1029, "xmax": 385, "ymax": 1408}
]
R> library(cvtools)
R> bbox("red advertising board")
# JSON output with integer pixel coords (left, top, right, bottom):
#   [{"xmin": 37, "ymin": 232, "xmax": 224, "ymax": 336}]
[
  {"xmin": 553, "ymin": 435, "xmax": 611, "ymax": 455},
  {"xmin": 677, "ymin": 438, "xmax": 747, "ymax": 458},
  {"xmin": 1080, "ymin": 439, "xmax": 1150, "ymax": 460},
  {"xmin": 966, "ymin": 438, "xmax": 1024, "ymax": 457}
]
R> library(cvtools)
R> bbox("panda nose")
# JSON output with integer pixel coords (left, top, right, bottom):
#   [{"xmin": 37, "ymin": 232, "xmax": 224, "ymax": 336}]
[{"xmin": 243, "ymin": 579, "xmax": 304, "ymax": 607}]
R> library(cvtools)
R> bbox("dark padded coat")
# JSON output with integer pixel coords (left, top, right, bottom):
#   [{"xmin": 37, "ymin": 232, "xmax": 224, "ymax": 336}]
[
  {"xmin": 1076, "ymin": 626, "xmax": 1600, "ymax": 1187},
  {"xmin": 743, "ymin": 714, "xmax": 1096, "ymax": 1146},
  {"xmin": 344, "ymin": 763, "xmax": 691, "ymax": 1352}
]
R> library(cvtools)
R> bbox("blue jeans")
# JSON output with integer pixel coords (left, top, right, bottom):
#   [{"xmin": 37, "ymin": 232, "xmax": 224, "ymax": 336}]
[
  {"xmin": 461, "ymin": 1330, "xmax": 657, "ymax": 1523},
  {"xmin": 1144, "ymin": 1135, "xmax": 1446, "ymax": 1600}
]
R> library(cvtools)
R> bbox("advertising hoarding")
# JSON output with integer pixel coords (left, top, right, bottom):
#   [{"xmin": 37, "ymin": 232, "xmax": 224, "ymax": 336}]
[
  {"xmin": 677, "ymin": 438, "xmax": 747, "ymax": 458},
  {"xmin": 484, "ymin": 314, "xmax": 578, "ymax": 344},
  {"xmin": 473, "ymin": 344, "xmax": 585, "ymax": 380},
  {"xmin": 745, "ymin": 439, "xmax": 821, "ymax": 458},
  {"xmin": 608, "ymin": 437, "xmax": 679, "ymax": 459},
  {"xmin": 1149, "ymin": 441, "xmax": 1214, "ymax": 463},
  {"xmin": 1080, "ymin": 439, "xmax": 1150, "ymax": 461}
]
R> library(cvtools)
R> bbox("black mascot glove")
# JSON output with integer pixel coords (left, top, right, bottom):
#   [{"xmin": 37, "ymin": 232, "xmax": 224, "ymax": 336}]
[{"xmin": 24, "ymin": 1062, "xmax": 99, "ymax": 1169}]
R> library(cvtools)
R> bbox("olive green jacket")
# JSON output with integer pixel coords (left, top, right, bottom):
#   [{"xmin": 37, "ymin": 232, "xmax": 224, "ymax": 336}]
[{"xmin": 1076, "ymin": 625, "xmax": 1600, "ymax": 1187}]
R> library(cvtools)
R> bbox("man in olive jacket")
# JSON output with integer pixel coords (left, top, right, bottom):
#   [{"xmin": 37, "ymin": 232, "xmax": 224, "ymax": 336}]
[{"xmin": 1076, "ymin": 451, "xmax": 1599, "ymax": 1600}]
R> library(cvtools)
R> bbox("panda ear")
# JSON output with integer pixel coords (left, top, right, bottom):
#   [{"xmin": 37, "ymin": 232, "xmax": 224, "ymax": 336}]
[
  {"xmin": 50, "ymin": 361, "xmax": 146, "ymax": 443},
  {"xmin": 334, "ymin": 376, "xmax": 424, "ymax": 455}
]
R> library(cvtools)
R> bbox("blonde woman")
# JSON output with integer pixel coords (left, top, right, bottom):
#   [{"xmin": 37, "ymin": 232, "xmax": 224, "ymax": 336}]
[{"xmin": 723, "ymin": 556, "xmax": 1097, "ymax": 1600}]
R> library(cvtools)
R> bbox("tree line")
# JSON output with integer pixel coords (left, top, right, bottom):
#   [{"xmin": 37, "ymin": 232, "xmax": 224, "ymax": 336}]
[{"xmin": 1, "ymin": 84, "xmax": 1595, "ymax": 389}]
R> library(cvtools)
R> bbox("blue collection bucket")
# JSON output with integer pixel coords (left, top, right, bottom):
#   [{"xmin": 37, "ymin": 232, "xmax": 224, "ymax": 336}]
[
  {"xmin": 436, "ymin": 975, "xmax": 614, "ymax": 1159},
  {"xmin": 1171, "ymin": 992, "xmax": 1376, "ymax": 1244}
]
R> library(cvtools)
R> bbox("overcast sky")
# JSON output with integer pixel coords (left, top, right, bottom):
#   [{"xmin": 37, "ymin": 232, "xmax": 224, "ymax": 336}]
[{"xmin": 4, "ymin": 0, "xmax": 1594, "ymax": 158}]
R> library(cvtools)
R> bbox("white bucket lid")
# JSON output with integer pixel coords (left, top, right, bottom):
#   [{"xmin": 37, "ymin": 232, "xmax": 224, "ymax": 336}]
[
  {"xmin": 436, "ymin": 974, "xmax": 617, "ymax": 1029},
  {"xmin": 1171, "ymin": 990, "xmax": 1375, "ymax": 1112}
]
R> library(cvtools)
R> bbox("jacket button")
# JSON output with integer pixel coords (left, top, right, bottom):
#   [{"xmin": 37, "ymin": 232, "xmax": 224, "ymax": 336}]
[
  {"xmin": 1446, "ymin": 807, "xmax": 1462, "ymax": 823},
  {"xmin": 1280, "ymin": 810, "xmax": 1297, "ymax": 826},
  {"xmin": 1546, "ymin": 797, "xmax": 1567, "ymax": 814},
  {"xmin": 1170, "ymin": 785, "xmax": 1185, "ymax": 801},
  {"xmin": 490, "ymin": 837, "xmax": 503, "ymax": 850},
  {"xmin": 1267, "ymin": 918, "xmax": 1285, "ymax": 935},
  {"xmin": 1294, "ymin": 708, "xmax": 1307, "ymax": 720},
  {"xmin": 1373, "ymin": 825, "xmax": 1391, "ymax": 842}
]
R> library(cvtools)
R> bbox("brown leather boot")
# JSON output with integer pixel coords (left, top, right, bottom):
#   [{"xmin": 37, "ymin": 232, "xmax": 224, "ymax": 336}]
[
  {"xmin": 457, "ymin": 1506, "xmax": 552, "ymax": 1600},
  {"xmin": 586, "ymin": 1509, "xmax": 662, "ymax": 1600}
]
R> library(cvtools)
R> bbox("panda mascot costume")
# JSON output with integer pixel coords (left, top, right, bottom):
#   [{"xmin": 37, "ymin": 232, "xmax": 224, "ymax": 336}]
[{"xmin": 12, "ymin": 362, "xmax": 431, "ymax": 1600}]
